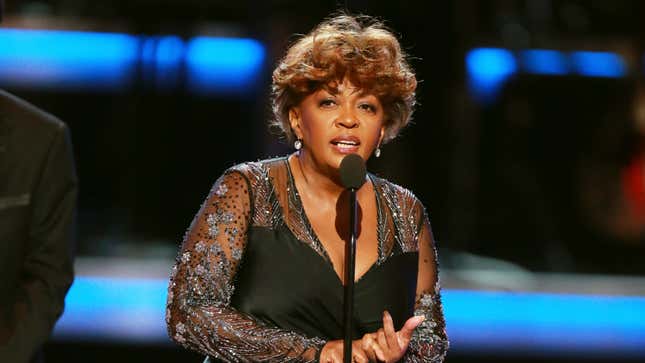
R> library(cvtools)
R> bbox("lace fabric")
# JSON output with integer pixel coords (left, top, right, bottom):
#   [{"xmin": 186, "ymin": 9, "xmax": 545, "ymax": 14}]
[
  {"xmin": 166, "ymin": 157, "xmax": 448, "ymax": 362},
  {"xmin": 375, "ymin": 179, "xmax": 449, "ymax": 362}
]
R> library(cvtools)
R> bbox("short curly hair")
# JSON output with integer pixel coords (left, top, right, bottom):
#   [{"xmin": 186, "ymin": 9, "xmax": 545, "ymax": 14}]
[{"xmin": 271, "ymin": 14, "xmax": 417, "ymax": 144}]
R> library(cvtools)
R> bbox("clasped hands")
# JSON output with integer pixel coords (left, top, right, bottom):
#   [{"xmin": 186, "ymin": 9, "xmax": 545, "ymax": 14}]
[{"xmin": 319, "ymin": 311, "xmax": 425, "ymax": 363}]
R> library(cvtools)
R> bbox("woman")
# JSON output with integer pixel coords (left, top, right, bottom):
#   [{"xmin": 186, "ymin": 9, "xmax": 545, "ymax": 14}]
[{"xmin": 166, "ymin": 14, "xmax": 449, "ymax": 363}]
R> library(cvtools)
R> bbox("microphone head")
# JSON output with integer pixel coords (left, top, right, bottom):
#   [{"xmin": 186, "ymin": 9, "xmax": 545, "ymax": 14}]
[{"xmin": 339, "ymin": 154, "xmax": 367, "ymax": 189}]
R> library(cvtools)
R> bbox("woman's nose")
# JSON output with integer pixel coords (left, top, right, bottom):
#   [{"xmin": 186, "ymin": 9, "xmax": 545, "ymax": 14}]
[{"xmin": 336, "ymin": 107, "xmax": 358, "ymax": 128}]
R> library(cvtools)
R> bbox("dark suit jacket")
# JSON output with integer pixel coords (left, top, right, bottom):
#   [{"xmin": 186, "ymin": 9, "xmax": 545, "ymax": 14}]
[{"xmin": 0, "ymin": 89, "xmax": 77, "ymax": 363}]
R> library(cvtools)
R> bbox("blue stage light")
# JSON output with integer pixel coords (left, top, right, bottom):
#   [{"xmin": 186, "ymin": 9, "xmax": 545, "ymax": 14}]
[
  {"xmin": 140, "ymin": 36, "xmax": 158, "ymax": 86},
  {"xmin": 466, "ymin": 48, "xmax": 628, "ymax": 102},
  {"xmin": 53, "ymin": 276, "xmax": 645, "ymax": 357},
  {"xmin": 570, "ymin": 51, "xmax": 627, "ymax": 78},
  {"xmin": 465, "ymin": 48, "xmax": 517, "ymax": 104},
  {"xmin": 151, "ymin": 35, "xmax": 186, "ymax": 90},
  {"xmin": 443, "ymin": 290, "xmax": 645, "ymax": 357},
  {"xmin": 520, "ymin": 49, "xmax": 568, "ymax": 75},
  {"xmin": 53, "ymin": 277, "xmax": 169, "ymax": 343},
  {"xmin": 185, "ymin": 36, "xmax": 265, "ymax": 95},
  {"xmin": 0, "ymin": 29, "xmax": 265, "ymax": 94},
  {"xmin": 0, "ymin": 28, "xmax": 139, "ymax": 91}
]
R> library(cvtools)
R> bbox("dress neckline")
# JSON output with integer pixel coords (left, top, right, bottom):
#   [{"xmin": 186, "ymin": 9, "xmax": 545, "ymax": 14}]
[{"xmin": 281, "ymin": 156, "xmax": 385, "ymax": 284}]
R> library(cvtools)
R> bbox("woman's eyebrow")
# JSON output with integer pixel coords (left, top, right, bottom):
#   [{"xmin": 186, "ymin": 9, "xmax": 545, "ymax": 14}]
[
  {"xmin": 321, "ymin": 86, "xmax": 340, "ymax": 96},
  {"xmin": 355, "ymin": 90, "xmax": 378, "ymax": 99},
  {"xmin": 320, "ymin": 84, "xmax": 375, "ymax": 98}
]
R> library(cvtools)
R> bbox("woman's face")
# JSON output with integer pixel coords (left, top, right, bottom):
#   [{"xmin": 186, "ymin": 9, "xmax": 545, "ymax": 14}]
[{"xmin": 290, "ymin": 79, "xmax": 385, "ymax": 173}]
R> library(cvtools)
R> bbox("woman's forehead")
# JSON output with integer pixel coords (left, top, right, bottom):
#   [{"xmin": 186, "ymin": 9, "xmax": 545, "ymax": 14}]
[{"xmin": 318, "ymin": 78, "xmax": 376, "ymax": 97}]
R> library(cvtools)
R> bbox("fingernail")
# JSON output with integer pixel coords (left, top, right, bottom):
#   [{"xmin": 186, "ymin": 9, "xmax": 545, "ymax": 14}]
[{"xmin": 415, "ymin": 315, "xmax": 425, "ymax": 323}]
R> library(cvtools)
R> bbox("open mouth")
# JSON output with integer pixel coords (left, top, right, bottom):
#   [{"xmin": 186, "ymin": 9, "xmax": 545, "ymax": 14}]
[{"xmin": 331, "ymin": 137, "xmax": 361, "ymax": 153}]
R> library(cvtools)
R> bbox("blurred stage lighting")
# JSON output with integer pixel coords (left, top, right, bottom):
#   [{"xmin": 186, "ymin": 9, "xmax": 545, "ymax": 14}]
[
  {"xmin": 467, "ymin": 48, "xmax": 627, "ymax": 103},
  {"xmin": 570, "ymin": 51, "xmax": 627, "ymax": 78},
  {"xmin": 0, "ymin": 29, "xmax": 138, "ymax": 91},
  {"xmin": 54, "ymin": 277, "xmax": 168, "ymax": 343},
  {"xmin": 519, "ymin": 49, "xmax": 568, "ymax": 76},
  {"xmin": 466, "ymin": 48, "xmax": 517, "ymax": 104},
  {"xmin": 141, "ymin": 35, "xmax": 186, "ymax": 91},
  {"xmin": 53, "ymin": 276, "xmax": 645, "ymax": 358},
  {"xmin": 445, "ymin": 289, "xmax": 645, "ymax": 358},
  {"xmin": 0, "ymin": 28, "xmax": 266, "ymax": 94},
  {"xmin": 186, "ymin": 37, "xmax": 265, "ymax": 95}
]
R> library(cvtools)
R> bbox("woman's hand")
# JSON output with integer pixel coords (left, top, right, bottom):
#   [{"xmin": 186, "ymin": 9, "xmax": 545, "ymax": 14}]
[
  {"xmin": 319, "ymin": 339, "xmax": 371, "ymax": 363},
  {"xmin": 360, "ymin": 311, "xmax": 425, "ymax": 363}
]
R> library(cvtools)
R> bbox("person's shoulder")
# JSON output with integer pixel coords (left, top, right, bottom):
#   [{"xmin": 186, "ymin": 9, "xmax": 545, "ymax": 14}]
[
  {"xmin": 212, "ymin": 157, "xmax": 287, "ymax": 216},
  {"xmin": 0, "ymin": 89, "xmax": 67, "ymax": 135},
  {"xmin": 372, "ymin": 174, "xmax": 423, "ymax": 209},
  {"xmin": 215, "ymin": 156, "xmax": 287, "ymax": 189},
  {"xmin": 224, "ymin": 156, "xmax": 286, "ymax": 179},
  {"xmin": 373, "ymin": 175, "xmax": 429, "ymax": 250}
]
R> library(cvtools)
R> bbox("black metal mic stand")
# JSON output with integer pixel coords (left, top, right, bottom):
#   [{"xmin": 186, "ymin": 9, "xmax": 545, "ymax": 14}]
[{"xmin": 343, "ymin": 187, "xmax": 358, "ymax": 363}]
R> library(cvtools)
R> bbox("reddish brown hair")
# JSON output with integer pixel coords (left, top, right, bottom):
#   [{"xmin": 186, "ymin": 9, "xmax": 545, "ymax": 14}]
[{"xmin": 271, "ymin": 14, "xmax": 417, "ymax": 143}]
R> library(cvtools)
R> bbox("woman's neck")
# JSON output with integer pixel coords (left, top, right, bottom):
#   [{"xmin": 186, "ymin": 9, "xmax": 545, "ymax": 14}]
[{"xmin": 289, "ymin": 151, "xmax": 345, "ymax": 200}]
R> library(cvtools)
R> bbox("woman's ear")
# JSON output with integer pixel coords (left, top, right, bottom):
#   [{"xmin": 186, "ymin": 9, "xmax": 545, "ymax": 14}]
[{"xmin": 289, "ymin": 108, "xmax": 303, "ymax": 139}]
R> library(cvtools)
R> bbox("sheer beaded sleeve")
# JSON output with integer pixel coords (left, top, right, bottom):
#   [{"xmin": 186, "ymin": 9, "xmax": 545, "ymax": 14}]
[
  {"xmin": 403, "ymin": 202, "xmax": 449, "ymax": 363},
  {"xmin": 166, "ymin": 169, "xmax": 326, "ymax": 362}
]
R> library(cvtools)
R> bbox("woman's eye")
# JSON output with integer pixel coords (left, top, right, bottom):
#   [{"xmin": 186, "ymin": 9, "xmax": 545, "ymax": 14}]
[
  {"xmin": 359, "ymin": 103, "xmax": 377, "ymax": 113},
  {"xmin": 319, "ymin": 99, "xmax": 336, "ymax": 107}
]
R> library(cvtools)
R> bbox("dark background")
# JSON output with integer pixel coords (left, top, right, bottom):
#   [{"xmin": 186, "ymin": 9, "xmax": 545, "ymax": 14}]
[{"xmin": 2, "ymin": 0, "xmax": 645, "ymax": 362}]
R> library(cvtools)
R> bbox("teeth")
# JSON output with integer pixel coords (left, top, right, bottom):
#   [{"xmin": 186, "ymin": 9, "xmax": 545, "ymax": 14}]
[{"xmin": 337, "ymin": 141, "xmax": 357, "ymax": 145}]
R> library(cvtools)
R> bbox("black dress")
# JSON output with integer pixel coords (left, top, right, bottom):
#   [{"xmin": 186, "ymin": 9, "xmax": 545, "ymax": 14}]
[{"xmin": 166, "ymin": 157, "xmax": 448, "ymax": 362}]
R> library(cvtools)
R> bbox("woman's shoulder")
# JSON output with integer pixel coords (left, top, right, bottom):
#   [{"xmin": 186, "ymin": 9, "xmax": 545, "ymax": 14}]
[
  {"xmin": 372, "ymin": 175, "xmax": 429, "ymax": 252},
  {"xmin": 215, "ymin": 157, "xmax": 287, "ymax": 226},
  {"xmin": 214, "ymin": 157, "xmax": 288, "ymax": 206},
  {"xmin": 371, "ymin": 174, "xmax": 424, "ymax": 211},
  {"xmin": 221, "ymin": 156, "xmax": 288, "ymax": 181}
]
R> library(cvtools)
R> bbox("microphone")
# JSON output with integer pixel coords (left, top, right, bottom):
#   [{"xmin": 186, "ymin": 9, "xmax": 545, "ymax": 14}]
[
  {"xmin": 339, "ymin": 154, "xmax": 366, "ymax": 190},
  {"xmin": 338, "ymin": 153, "xmax": 366, "ymax": 363}
]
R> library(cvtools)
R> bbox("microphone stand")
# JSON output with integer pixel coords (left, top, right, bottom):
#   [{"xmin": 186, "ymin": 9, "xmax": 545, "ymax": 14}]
[{"xmin": 343, "ymin": 187, "xmax": 358, "ymax": 363}]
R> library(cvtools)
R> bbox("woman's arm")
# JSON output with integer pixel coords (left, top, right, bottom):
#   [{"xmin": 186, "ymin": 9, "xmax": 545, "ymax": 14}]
[
  {"xmin": 403, "ymin": 203, "xmax": 449, "ymax": 363},
  {"xmin": 166, "ymin": 170, "xmax": 326, "ymax": 362}
]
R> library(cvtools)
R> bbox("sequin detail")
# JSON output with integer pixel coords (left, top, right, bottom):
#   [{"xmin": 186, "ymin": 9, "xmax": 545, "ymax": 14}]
[
  {"xmin": 206, "ymin": 214, "xmax": 220, "ymax": 238},
  {"xmin": 405, "ymin": 283, "xmax": 449, "ymax": 362},
  {"xmin": 215, "ymin": 182, "xmax": 229, "ymax": 197},
  {"xmin": 377, "ymin": 179, "xmax": 424, "ymax": 254}
]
